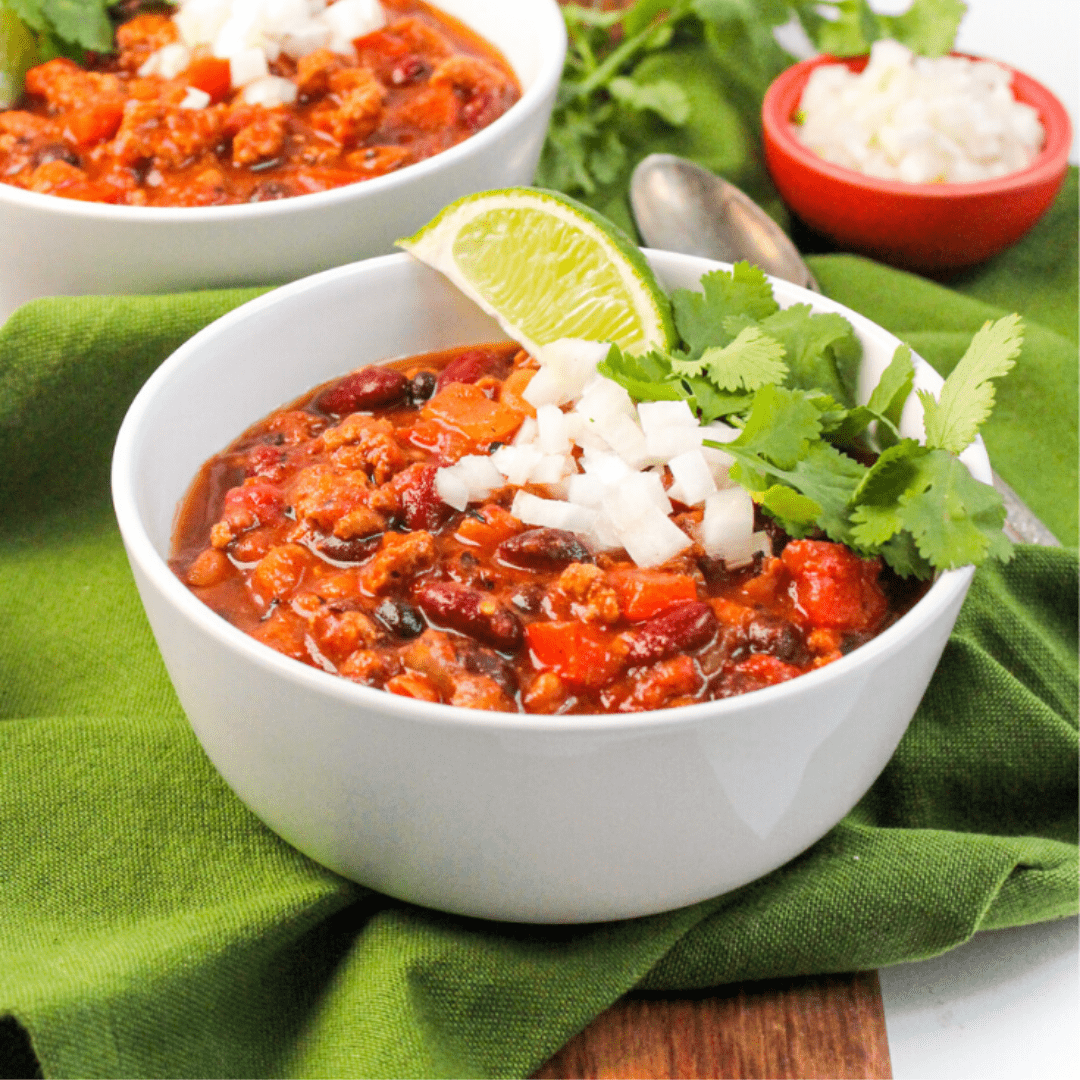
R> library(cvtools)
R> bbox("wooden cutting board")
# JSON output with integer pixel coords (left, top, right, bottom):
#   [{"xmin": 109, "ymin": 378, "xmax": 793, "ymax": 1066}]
[{"xmin": 533, "ymin": 970, "xmax": 892, "ymax": 1079}]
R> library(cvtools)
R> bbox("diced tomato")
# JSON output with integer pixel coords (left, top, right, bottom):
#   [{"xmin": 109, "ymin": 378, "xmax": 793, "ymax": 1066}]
[
  {"xmin": 183, "ymin": 56, "xmax": 232, "ymax": 103},
  {"xmin": 400, "ymin": 419, "xmax": 473, "ymax": 465},
  {"xmin": 63, "ymin": 100, "xmax": 125, "ymax": 147},
  {"xmin": 421, "ymin": 382, "xmax": 524, "ymax": 445},
  {"xmin": 608, "ymin": 570, "xmax": 698, "ymax": 621},
  {"xmin": 526, "ymin": 621, "xmax": 624, "ymax": 690},
  {"xmin": 385, "ymin": 673, "xmax": 441, "ymax": 702},
  {"xmin": 27, "ymin": 159, "xmax": 118, "ymax": 202},
  {"xmin": 223, "ymin": 479, "xmax": 285, "ymax": 528},
  {"xmin": 454, "ymin": 504, "xmax": 521, "ymax": 549},
  {"xmin": 781, "ymin": 540, "xmax": 888, "ymax": 633},
  {"xmin": 498, "ymin": 366, "xmax": 537, "ymax": 418},
  {"xmin": 733, "ymin": 654, "xmax": 802, "ymax": 686},
  {"xmin": 736, "ymin": 556, "xmax": 789, "ymax": 609}
]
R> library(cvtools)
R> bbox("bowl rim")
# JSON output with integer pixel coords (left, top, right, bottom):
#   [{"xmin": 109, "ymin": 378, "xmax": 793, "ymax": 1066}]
[
  {"xmin": 0, "ymin": 0, "xmax": 567, "ymax": 222},
  {"xmin": 762, "ymin": 51, "xmax": 1073, "ymax": 199},
  {"xmin": 111, "ymin": 248, "xmax": 979, "ymax": 737}
]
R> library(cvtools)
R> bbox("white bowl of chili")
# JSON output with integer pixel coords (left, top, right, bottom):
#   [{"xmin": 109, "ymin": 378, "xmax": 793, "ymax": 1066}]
[
  {"xmin": 112, "ymin": 249, "xmax": 988, "ymax": 923},
  {"xmin": 0, "ymin": 0, "xmax": 565, "ymax": 324}
]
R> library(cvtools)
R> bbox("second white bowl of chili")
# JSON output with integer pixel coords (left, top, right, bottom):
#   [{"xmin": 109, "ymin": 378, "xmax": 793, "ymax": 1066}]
[
  {"xmin": 112, "ymin": 248, "xmax": 987, "ymax": 923},
  {"xmin": 0, "ymin": 0, "xmax": 566, "ymax": 324}
]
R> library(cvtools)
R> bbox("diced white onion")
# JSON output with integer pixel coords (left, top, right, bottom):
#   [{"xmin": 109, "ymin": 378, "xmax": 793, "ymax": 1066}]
[
  {"xmin": 667, "ymin": 449, "xmax": 717, "ymax": 506},
  {"xmin": 701, "ymin": 487, "xmax": 755, "ymax": 564},
  {"xmin": 491, "ymin": 444, "xmax": 543, "ymax": 486},
  {"xmin": 434, "ymin": 467, "xmax": 470, "ymax": 511},
  {"xmin": 615, "ymin": 504, "xmax": 692, "ymax": 567},
  {"xmin": 637, "ymin": 399, "xmax": 698, "ymax": 432},
  {"xmin": 536, "ymin": 404, "xmax": 572, "ymax": 454},
  {"xmin": 139, "ymin": 42, "xmax": 193, "ymax": 78},
  {"xmin": 229, "ymin": 46, "xmax": 269, "ymax": 88},
  {"xmin": 241, "ymin": 74, "xmax": 297, "ymax": 105},
  {"xmin": 794, "ymin": 38, "xmax": 1045, "ymax": 184},
  {"xmin": 525, "ymin": 339, "xmax": 610, "ymax": 408},
  {"xmin": 594, "ymin": 412, "xmax": 648, "ymax": 467},
  {"xmin": 530, "ymin": 453, "xmax": 573, "ymax": 485},
  {"xmin": 320, "ymin": 0, "xmax": 385, "ymax": 53},
  {"xmin": 512, "ymin": 416, "xmax": 538, "ymax": 446},
  {"xmin": 644, "ymin": 425, "xmax": 703, "ymax": 463},
  {"xmin": 511, "ymin": 492, "xmax": 598, "ymax": 534},
  {"xmin": 179, "ymin": 86, "xmax": 212, "ymax": 109}
]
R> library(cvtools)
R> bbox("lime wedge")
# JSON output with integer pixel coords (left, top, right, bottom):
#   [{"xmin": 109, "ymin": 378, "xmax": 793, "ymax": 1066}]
[{"xmin": 398, "ymin": 188, "xmax": 676, "ymax": 357}]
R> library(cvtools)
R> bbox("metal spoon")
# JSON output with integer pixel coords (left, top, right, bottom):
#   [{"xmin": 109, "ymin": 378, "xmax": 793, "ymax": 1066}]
[{"xmin": 629, "ymin": 152, "xmax": 1059, "ymax": 547}]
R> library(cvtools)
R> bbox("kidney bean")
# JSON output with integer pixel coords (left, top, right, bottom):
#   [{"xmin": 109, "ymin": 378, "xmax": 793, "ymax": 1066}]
[
  {"xmin": 374, "ymin": 597, "xmax": 425, "ymax": 639},
  {"xmin": 391, "ymin": 55, "xmax": 430, "ymax": 85},
  {"xmin": 311, "ymin": 533, "xmax": 382, "ymax": 565},
  {"xmin": 435, "ymin": 347, "xmax": 512, "ymax": 391},
  {"xmin": 408, "ymin": 370, "xmax": 438, "ymax": 406},
  {"xmin": 415, "ymin": 581, "xmax": 523, "ymax": 653},
  {"xmin": 397, "ymin": 463, "xmax": 450, "ymax": 531},
  {"xmin": 317, "ymin": 367, "xmax": 409, "ymax": 415},
  {"xmin": 747, "ymin": 614, "xmax": 811, "ymax": 667},
  {"xmin": 496, "ymin": 528, "xmax": 594, "ymax": 571},
  {"xmin": 625, "ymin": 601, "xmax": 717, "ymax": 665}
]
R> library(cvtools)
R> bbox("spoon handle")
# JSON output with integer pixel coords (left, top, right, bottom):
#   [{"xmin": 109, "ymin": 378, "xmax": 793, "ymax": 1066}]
[{"xmin": 993, "ymin": 470, "xmax": 1061, "ymax": 547}]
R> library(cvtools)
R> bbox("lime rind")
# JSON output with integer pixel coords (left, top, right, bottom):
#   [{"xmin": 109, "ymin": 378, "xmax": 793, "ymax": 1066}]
[{"xmin": 398, "ymin": 187, "xmax": 676, "ymax": 358}]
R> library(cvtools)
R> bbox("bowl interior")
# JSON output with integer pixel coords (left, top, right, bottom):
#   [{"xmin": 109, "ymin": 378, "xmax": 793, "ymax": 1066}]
[
  {"xmin": 113, "ymin": 249, "xmax": 990, "ymax": 725},
  {"xmin": 0, "ymin": 0, "xmax": 567, "ymax": 220}
]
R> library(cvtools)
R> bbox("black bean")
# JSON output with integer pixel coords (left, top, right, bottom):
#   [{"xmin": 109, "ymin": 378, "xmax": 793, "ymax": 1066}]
[
  {"xmin": 408, "ymin": 370, "xmax": 438, "ymax": 406},
  {"xmin": 33, "ymin": 142, "xmax": 80, "ymax": 168},
  {"xmin": 747, "ymin": 614, "xmax": 810, "ymax": 667},
  {"xmin": 374, "ymin": 597, "xmax": 425, "ymax": 639}
]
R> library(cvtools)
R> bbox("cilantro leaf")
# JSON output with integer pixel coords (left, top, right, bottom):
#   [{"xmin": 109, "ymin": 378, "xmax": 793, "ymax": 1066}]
[
  {"xmin": 671, "ymin": 325, "xmax": 787, "ymax": 389},
  {"xmin": 758, "ymin": 484, "xmax": 822, "ymax": 533},
  {"xmin": 876, "ymin": 532, "xmax": 935, "ymax": 580},
  {"xmin": 730, "ymin": 383, "xmax": 821, "ymax": 469},
  {"xmin": 671, "ymin": 262, "xmax": 779, "ymax": 357},
  {"xmin": 608, "ymin": 75, "xmax": 690, "ymax": 126},
  {"xmin": 897, "ymin": 449, "xmax": 1013, "ymax": 570},
  {"xmin": 920, "ymin": 314, "xmax": 1023, "ymax": 454},
  {"xmin": 755, "ymin": 303, "xmax": 862, "ymax": 405},
  {"xmin": 598, "ymin": 344, "xmax": 688, "ymax": 401},
  {"xmin": 777, "ymin": 441, "xmax": 866, "ymax": 544},
  {"xmin": 880, "ymin": 0, "xmax": 966, "ymax": 58},
  {"xmin": 686, "ymin": 378, "xmax": 752, "ymax": 422},
  {"xmin": 850, "ymin": 440, "xmax": 928, "ymax": 547}
]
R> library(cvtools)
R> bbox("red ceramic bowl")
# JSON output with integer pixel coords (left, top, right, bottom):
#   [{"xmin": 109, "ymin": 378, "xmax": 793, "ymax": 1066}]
[{"xmin": 762, "ymin": 53, "xmax": 1073, "ymax": 274}]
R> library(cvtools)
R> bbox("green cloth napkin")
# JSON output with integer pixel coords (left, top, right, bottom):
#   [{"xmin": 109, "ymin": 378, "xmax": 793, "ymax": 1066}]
[{"xmin": 1, "ymin": 176, "xmax": 1077, "ymax": 1079}]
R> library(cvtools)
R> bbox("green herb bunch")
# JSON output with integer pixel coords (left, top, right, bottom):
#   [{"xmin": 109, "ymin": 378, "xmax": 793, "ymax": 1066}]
[
  {"xmin": 536, "ymin": 0, "xmax": 966, "ymax": 225},
  {"xmin": 601, "ymin": 262, "xmax": 1018, "ymax": 577}
]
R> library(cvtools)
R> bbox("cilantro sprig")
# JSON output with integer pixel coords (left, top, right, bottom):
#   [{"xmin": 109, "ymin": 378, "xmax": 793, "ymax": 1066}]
[
  {"xmin": 601, "ymin": 261, "xmax": 1018, "ymax": 578},
  {"xmin": 537, "ymin": 0, "xmax": 967, "ymax": 207}
]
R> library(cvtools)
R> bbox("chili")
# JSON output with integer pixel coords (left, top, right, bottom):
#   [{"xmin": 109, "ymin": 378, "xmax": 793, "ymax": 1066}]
[
  {"xmin": 0, "ymin": 0, "xmax": 520, "ymax": 206},
  {"xmin": 171, "ymin": 344, "xmax": 930, "ymax": 713}
]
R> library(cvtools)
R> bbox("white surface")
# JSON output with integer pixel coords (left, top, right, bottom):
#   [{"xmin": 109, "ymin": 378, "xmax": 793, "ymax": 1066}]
[
  {"xmin": 882, "ymin": 917, "xmax": 1079, "ymax": 1079},
  {"xmin": 111, "ymin": 250, "xmax": 986, "ymax": 923},
  {"xmin": 0, "ymin": 0, "xmax": 567, "ymax": 323}
]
